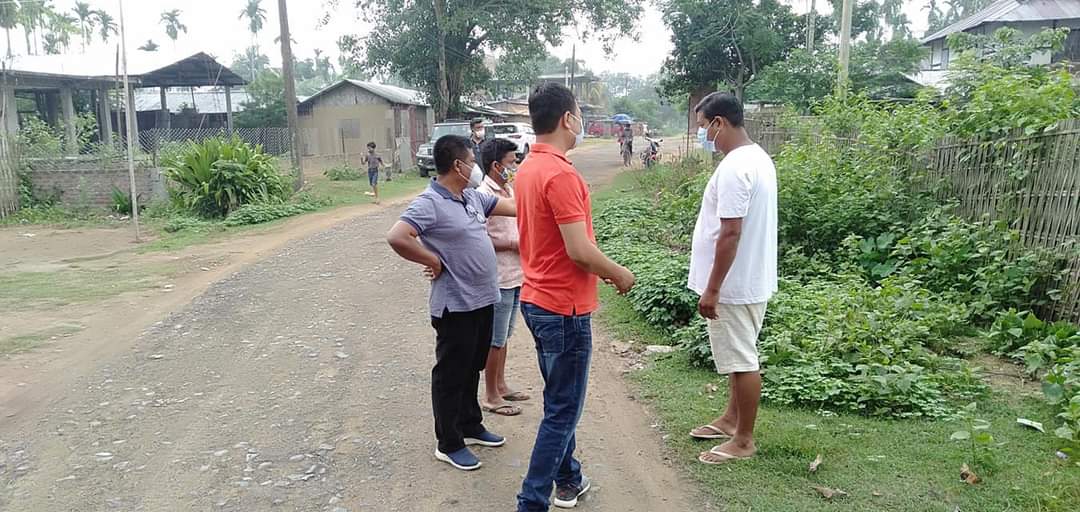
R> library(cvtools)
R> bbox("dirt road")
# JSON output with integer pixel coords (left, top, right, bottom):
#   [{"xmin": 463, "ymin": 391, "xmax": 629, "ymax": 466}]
[{"xmin": 0, "ymin": 141, "xmax": 707, "ymax": 511}]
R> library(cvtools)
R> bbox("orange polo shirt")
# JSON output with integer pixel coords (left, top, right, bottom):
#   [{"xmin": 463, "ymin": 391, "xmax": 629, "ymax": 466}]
[{"xmin": 515, "ymin": 143, "xmax": 598, "ymax": 316}]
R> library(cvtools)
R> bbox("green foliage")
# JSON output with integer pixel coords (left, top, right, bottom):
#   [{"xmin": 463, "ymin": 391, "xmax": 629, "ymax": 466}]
[
  {"xmin": 163, "ymin": 136, "xmax": 290, "ymax": 218},
  {"xmin": 748, "ymin": 39, "xmax": 926, "ymax": 110},
  {"xmin": 161, "ymin": 215, "xmax": 211, "ymax": 233},
  {"xmin": 323, "ymin": 165, "xmax": 364, "ymax": 181},
  {"xmin": 851, "ymin": 210, "xmax": 1068, "ymax": 322},
  {"xmin": 659, "ymin": 0, "xmax": 803, "ymax": 100},
  {"xmin": 223, "ymin": 201, "xmax": 319, "ymax": 227},
  {"xmin": 950, "ymin": 402, "xmax": 1000, "ymax": 472},
  {"xmin": 235, "ymin": 69, "xmax": 286, "ymax": 128},
  {"xmin": 109, "ymin": 187, "xmax": 141, "ymax": 216},
  {"xmin": 352, "ymin": 0, "xmax": 642, "ymax": 118},
  {"xmin": 944, "ymin": 28, "xmax": 1080, "ymax": 137}
]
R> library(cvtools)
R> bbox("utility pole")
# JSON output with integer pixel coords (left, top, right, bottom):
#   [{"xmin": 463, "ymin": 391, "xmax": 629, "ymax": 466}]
[
  {"xmin": 837, "ymin": 0, "xmax": 853, "ymax": 96},
  {"xmin": 277, "ymin": 0, "xmax": 303, "ymax": 190},
  {"xmin": 806, "ymin": 0, "xmax": 816, "ymax": 52},
  {"xmin": 570, "ymin": 44, "xmax": 576, "ymax": 98},
  {"xmin": 118, "ymin": 0, "xmax": 140, "ymax": 242}
]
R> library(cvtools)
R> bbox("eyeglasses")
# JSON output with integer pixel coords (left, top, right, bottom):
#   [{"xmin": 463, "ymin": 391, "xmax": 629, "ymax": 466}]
[{"xmin": 464, "ymin": 203, "xmax": 487, "ymax": 224}]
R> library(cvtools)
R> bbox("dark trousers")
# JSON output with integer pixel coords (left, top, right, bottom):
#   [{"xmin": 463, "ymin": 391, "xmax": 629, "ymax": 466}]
[
  {"xmin": 431, "ymin": 305, "xmax": 494, "ymax": 454},
  {"xmin": 517, "ymin": 302, "xmax": 593, "ymax": 512}
]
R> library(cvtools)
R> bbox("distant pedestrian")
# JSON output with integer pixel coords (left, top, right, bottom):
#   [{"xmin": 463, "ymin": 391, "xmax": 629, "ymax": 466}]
[
  {"xmin": 470, "ymin": 118, "xmax": 486, "ymax": 164},
  {"xmin": 477, "ymin": 138, "xmax": 530, "ymax": 418},
  {"xmin": 386, "ymin": 134, "xmax": 517, "ymax": 472},
  {"xmin": 515, "ymin": 82, "xmax": 635, "ymax": 511},
  {"xmin": 686, "ymin": 92, "xmax": 778, "ymax": 465},
  {"xmin": 364, "ymin": 142, "xmax": 383, "ymax": 204}
]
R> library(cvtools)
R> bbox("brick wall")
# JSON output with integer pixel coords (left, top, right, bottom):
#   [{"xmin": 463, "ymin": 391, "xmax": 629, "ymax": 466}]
[{"xmin": 25, "ymin": 160, "xmax": 165, "ymax": 210}]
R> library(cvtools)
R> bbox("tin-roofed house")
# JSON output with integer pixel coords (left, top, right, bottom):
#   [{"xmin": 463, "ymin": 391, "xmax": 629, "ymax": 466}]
[{"xmin": 297, "ymin": 79, "xmax": 433, "ymax": 172}]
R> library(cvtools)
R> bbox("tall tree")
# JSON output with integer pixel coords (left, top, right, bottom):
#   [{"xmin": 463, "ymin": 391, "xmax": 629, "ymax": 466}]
[
  {"xmin": 138, "ymin": 39, "xmax": 160, "ymax": 52},
  {"xmin": 659, "ymin": 0, "xmax": 802, "ymax": 102},
  {"xmin": 95, "ymin": 10, "xmax": 117, "ymax": 45},
  {"xmin": 72, "ymin": 1, "xmax": 95, "ymax": 50},
  {"xmin": 239, "ymin": 0, "xmax": 268, "ymax": 80},
  {"xmin": 348, "ymin": 0, "xmax": 643, "ymax": 121},
  {"xmin": 231, "ymin": 46, "xmax": 271, "ymax": 79},
  {"xmin": 18, "ymin": 0, "xmax": 48, "ymax": 55},
  {"xmin": 0, "ymin": 0, "xmax": 19, "ymax": 58},
  {"xmin": 881, "ymin": 0, "xmax": 910, "ymax": 40},
  {"xmin": 160, "ymin": 9, "xmax": 187, "ymax": 47},
  {"xmin": 43, "ymin": 11, "xmax": 76, "ymax": 54}
]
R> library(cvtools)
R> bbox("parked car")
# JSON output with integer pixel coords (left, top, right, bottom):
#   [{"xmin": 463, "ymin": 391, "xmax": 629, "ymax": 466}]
[
  {"xmin": 416, "ymin": 120, "xmax": 473, "ymax": 176},
  {"xmin": 490, "ymin": 122, "xmax": 535, "ymax": 161}
]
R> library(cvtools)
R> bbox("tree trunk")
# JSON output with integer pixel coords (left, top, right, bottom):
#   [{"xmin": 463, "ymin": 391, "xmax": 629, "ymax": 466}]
[
  {"xmin": 24, "ymin": 27, "xmax": 32, "ymax": 55},
  {"xmin": 277, "ymin": 0, "xmax": 303, "ymax": 188},
  {"xmin": 432, "ymin": 0, "xmax": 450, "ymax": 122},
  {"xmin": 5, "ymin": 29, "xmax": 11, "ymax": 58}
]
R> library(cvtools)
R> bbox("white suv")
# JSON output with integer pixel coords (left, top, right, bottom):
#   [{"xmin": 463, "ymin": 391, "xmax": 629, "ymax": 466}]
[{"xmin": 490, "ymin": 123, "xmax": 536, "ymax": 161}]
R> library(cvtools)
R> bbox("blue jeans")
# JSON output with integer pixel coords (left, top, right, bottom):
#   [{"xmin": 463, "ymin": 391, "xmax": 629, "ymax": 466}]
[
  {"xmin": 517, "ymin": 302, "xmax": 592, "ymax": 512},
  {"xmin": 491, "ymin": 287, "xmax": 521, "ymax": 348}
]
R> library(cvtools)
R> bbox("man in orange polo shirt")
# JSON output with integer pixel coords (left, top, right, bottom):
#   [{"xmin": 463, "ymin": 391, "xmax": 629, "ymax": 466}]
[{"xmin": 514, "ymin": 82, "xmax": 636, "ymax": 511}]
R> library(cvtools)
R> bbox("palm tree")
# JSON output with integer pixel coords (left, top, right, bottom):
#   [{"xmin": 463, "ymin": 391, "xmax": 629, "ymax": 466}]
[
  {"xmin": 44, "ymin": 11, "xmax": 77, "ymax": 54},
  {"xmin": 238, "ymin": 0, "xmax": 268, "ymax": 80},
  {"xmin": 138, "ymin": 39, "xmax": 160, "ymax": 52},
  {"xmin": 95, "ymin": 10, "xmax": 117, "ymax": 45},
  {"xmin": 0, "ymin": 0, "xmax": 18, "ymax": 58},
  {"xmin": 160, "ymin": 9, "xmax": 187, "ymax": 48},
  {"xmin": 18, "ymin": 0, "xmax": 48, "ymax": 55},
  {"xmin": 72, "ymin": 1, "xmax": 95, "ymax": 51}
]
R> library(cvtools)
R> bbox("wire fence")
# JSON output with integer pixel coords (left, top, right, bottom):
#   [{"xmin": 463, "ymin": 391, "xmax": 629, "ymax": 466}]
[
  {"xmin": 140, "ymin": 128, "xmax": 292, "ymax": 158},
  {"xmin": 745, "ymin": 114, "xmax": 1080, "ymax": 322}
]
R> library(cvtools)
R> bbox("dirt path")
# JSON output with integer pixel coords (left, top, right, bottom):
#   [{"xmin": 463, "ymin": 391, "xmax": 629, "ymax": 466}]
[{"xmin": 0, "ymin": 141, "xmax": 707, "ymax": 511}]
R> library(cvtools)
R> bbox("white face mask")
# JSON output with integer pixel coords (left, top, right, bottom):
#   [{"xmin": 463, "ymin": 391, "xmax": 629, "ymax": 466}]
[
  {"xmin": 569, "ymin": 114, "xmax": 585, "ymax": 149},
  {"xmin": 455, "ymin": 161, "xmax": 484, "ymax": 189}
]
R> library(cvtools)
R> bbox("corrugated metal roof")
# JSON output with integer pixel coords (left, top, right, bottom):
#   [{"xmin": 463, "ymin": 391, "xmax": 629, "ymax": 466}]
[
  {"xmin": 133, "ymin": 88, "xmax": 251, "ymax": 114},
  {"xmin": 298, "ymin": 79, "xmax": 428, "ymax": 108},
  {"xmin": 1, "ymin": 51, "xmax": 242, "ymax": 85},
  {"xmin": 922, "ymin": 0, "xmax": 1080, "ymax": 43}
]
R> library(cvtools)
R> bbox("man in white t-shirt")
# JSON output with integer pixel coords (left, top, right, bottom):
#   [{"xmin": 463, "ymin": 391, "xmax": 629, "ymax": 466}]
[{"xmin": 686, "ymin": 92, "xmax": 778, "ymax": 465}]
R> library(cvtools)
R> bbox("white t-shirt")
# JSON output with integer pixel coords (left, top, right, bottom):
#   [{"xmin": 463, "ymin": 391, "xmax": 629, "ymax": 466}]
[{"xmin": 688, "ymin": 143, "xmax": 778, "ymax": 304}]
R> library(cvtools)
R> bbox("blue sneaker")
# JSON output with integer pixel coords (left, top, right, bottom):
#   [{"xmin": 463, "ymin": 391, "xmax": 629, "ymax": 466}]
[
  {"xmin": 434, "ymin": 447, "xmax": 482, "ymax": 471},
  {"xmin": 464, "ymin": 430, "xmax": 505, "ymax": 447}
]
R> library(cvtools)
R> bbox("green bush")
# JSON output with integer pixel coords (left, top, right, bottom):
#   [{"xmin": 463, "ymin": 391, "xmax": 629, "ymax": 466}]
[
  {"xmin": 109, "ymin": 187, "xmax": 145, "ymax": 216},
  {"xmin": 163, "ymin": 136, "xmax": 290, "ymax": 218},
  {"xmin": 846, "ymin": 209, "xmax": 1068, "ymax": 322},
  {"xmin": 323, "ymin": 165, "xmax": 365, "ymax": 181},
  {"xmin": 223, "ymin": 196, "xmax": 328, "ymax": 227},
  {"xmin": 162, "ymin": 216, "xmax": 212, "ymax": 233}
]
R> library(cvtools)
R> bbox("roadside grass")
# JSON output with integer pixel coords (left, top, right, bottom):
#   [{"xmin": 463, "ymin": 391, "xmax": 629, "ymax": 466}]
[
  {"xmin": 0, "ymin": 204, "xmax": 126, "ymax": 229},
  {"xmin": 306, "ymin": 170, "xmax": 428, "ymax": 206},
  {"xmin": 596, "ymin": 289, "xmax": 1080, "ymax": 512},
  {"xmin": 0, "ymin": 266, "xmax": 161, "ymax": 310},
  {"xmin": 136, "ymin": 172, "xmax": 428, "ymax": 252},
  {"xmin": 0, "ymin": 323, "xmax": 84, "ymax": 356}
]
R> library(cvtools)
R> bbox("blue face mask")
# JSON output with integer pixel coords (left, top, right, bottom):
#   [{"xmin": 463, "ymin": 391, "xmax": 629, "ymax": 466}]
[{"xmin": 698, "ymin": 121, "xmax": 718, "ymax": 153}]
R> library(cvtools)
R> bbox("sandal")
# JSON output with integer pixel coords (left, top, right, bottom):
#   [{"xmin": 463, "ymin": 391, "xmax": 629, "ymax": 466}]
[
  {"xmin": 697, "ymin": 446, "xmax": 752, "ymax": 465},
  {"xmin": 690, "ymin": 424, "xmax": 733, "ymax": 440},
  {"xmin": 502, "ymin": 391, "xmax": 531, "ymax": 402},
  {"xmin": 482, "ymin": 403, "xmax": 522, "ymax": 417}
]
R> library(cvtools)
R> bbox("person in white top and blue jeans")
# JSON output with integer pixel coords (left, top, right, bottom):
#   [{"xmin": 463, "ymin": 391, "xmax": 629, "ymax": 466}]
[{"xmin": 686, "ymin": 92, "xmax": 778, "ymax": 465}]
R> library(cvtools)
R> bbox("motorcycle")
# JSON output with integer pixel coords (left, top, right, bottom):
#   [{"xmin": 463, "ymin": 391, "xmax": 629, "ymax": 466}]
[{"xmin": 641, "ymin": 137, "xmax": 662, "ymax": 168}]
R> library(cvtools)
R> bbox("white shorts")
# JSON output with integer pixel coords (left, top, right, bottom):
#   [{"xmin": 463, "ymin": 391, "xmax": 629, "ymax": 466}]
[{"xmin": 706, "ymin": 302, "xmax": 767, "ymax": 374}]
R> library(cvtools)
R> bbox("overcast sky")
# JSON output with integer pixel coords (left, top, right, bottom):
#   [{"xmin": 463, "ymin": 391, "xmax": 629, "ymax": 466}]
[{"xmin": 27, "ymin": 1, "xmax": 936, "ymax": 78}]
